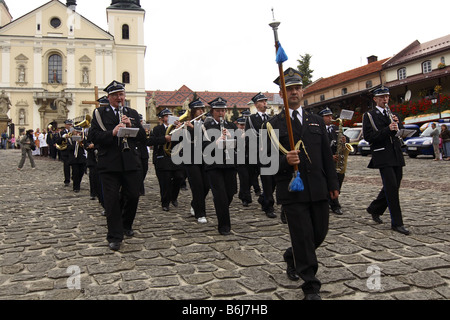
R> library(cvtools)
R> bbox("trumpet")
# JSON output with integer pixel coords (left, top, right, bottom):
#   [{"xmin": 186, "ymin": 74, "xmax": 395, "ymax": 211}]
[{"xmin": 118, "ymin": 102, "xmax": 130, "ymax": 152}]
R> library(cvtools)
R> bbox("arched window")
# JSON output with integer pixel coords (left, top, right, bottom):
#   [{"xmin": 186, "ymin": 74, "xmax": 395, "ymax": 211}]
[
  {"xmin": 122, "ymin": 24, "xmax": 129, "ymax": 40},
  {"xmin": 48, "ymin": 54, "xmax": 62, "ymax": 83},
  {"xmin": 398, "ymin": 68, "xmax": 406, "ymax": 80},
  {"xmin": 422, "ymin": 60, "xmax": 432, "ymax": 74},
  {"xmin": 122, "ymin": 71, "xmax": 130, "ymax": 84}
]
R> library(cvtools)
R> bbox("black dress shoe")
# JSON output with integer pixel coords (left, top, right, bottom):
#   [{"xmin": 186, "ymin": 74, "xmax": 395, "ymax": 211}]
[
  {"xmin": 124, "ymin": 229, "xmax": 135, "ymax": 237},
  {"xmin": 171, "ymin": 200, "xmax": 178, "ymax": 207},
  {"xmin": 162, "ymin": 206, "xmax": 169, "ymax": 211},
  {"xmin": 303, "ymin": 293, "xmax": 322, "ymax": 300},
  {"xmin": 219, "ymin": 230, "xmax": 231, "ymax": 236},
  {"xmin": 392, "ymin": 225, "xmax": 410, "ymax": 235},
  {"xmin": 332, "ymin": 208, "xmax": 343, "ymax": 215},
  {"xmin": 371, "ymin": 214, "xmax": 383, "ymax": 224},
  {"xmin": 242, "ymin": 200, "xmax": 249, "ymax": 207},
  {"xmin": 286, "ymin": 265, "xmax": 300, "ymax": 281},
  {"xmin": 265, "ymin": 207, "xmax": 276, "ymax": 218},
  {"xmin": 108, "ymin": 242, "xmax": 121, "ymax": 251}
]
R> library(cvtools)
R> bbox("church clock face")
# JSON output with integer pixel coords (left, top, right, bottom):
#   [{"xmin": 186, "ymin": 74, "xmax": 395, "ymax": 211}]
[{"xmin": 50, "ymin": 17, "xmax": 61, "ymax": 28}]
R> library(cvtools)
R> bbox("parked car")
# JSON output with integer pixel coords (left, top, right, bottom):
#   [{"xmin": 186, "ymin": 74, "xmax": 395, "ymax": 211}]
[
  {"xmin": 358, "ymin": 124, "xmax": 420, "ymax": 156},
  {"xmin": 343, "ymin": 126, "xmax": 363, "ymax": 155},
  {"xmin": 405, "ymin": 122, "xmax": 442, "ymax": 158}
]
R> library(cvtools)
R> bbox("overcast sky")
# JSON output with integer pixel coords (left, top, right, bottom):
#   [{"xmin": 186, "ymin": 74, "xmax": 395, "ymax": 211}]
[{"xmin": 5, "ymin": 0, "xmax": 450, "ymax": 93}]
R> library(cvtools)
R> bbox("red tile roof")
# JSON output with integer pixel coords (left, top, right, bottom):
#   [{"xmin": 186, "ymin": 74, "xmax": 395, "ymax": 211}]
[
  {"xmin": 303, "ymin": 58, "xmax": 390, "ymax": 95},
  {"xmin": 383, "ymin": 34, "xmax": 450, "ymax": 68},
  {"xmin": 146, "ymin": 86, "xmax": 276, "ymax": 109}
]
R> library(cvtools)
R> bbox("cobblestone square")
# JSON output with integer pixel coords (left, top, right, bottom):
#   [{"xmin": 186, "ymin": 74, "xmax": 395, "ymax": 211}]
[{"xmin": 0, "ymin": 149, "xmax": 449, "ymax": 300}]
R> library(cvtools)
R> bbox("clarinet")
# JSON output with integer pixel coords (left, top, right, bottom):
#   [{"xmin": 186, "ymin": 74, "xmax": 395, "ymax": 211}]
[
  {"xmin": 118, "ymin": 103, "xmax": 130, "ymax": 151},
  {"xmin": 219, "ymin": 116, "xmax": 231, "ymax": 160},
  {"xmin": 384, "ymin": 103, "xmax": 398, "ymax": 133}
]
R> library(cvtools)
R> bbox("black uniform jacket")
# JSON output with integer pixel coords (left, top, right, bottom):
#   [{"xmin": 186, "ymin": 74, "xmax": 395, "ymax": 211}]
[
  {"xmin": 202, "ymin": 117, "xmax": 238, "ymax": 171},
  {"xmin": 148, "ymin": 123, "xmax": 179, "ymax": 170},
  {"xmin": 362, "ymin": 108, "xmax": 405, "ymax": 169},
  {"xmin": 89, "ymin": 105, "xmax": 146, "ymax": 173},
  {"xmin": 267, "ymin": 109, "xmax": 339, "ymax": 204},
  {"xmin": 245, "ymin": 113, "xmax": 271, "ymax": 165},
  {"xmin": 67, "ymin": 138, "xmax": 87, "ymax": 165}
]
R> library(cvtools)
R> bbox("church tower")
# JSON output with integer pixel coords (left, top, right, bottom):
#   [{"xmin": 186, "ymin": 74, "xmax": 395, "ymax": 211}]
[
  {"xmin": 106, "ymin": 0, "xmax": 146, "ymax": 116},
  {"xmin": 0, "ymin": 0, "xmax": 12, "ymax": 27}
]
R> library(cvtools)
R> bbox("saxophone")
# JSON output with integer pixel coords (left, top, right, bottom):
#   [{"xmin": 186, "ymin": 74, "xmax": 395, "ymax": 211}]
[{"xmin": 334, "ymin": 118, "xmax": 354, "ymax": 174}]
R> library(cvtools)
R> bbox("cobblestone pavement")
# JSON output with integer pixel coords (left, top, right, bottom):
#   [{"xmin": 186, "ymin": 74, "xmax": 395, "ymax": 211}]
[{"xmin": 0, "ymin": 149, "xmax": 449, "ymax": 301}]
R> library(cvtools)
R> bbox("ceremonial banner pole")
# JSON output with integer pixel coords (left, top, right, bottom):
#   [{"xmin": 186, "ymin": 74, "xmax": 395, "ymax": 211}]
[{"xmin": 269, "ymin": 10, "xmax": 303, "ymax": 192}]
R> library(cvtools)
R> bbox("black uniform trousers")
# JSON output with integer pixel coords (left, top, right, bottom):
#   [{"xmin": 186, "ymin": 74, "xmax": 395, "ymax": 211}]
[
  {"xmin": 155, "ymin": 168, "xmax": 184, "ymax": 207},
  {"xmin": 283, "ymin": 200, "xmax": 329, "ymax": 294},
  {"xmin": 61, "ymin": 151, "xmax": 71, "ymax": 184},
  {"xmin": 100, "ymin": 170, "xmax": 141, "ymax": 243},
  {"xmin": 237, "ymin": 165, "xmax": 252, "ymax": 203},
  {"xmin": 185, "ymin": 164, "xmax": 209, "ymax": 218},
  {"xmin": 367, "ymin": 165, "xmax": 403, "ymax": 227},
  {"xmin": 89, "ymin": 166, "xmax": 104, "ymax": 207},
  {"xmin": 259, "ymin": 173, "xmax": 276, "ymax": 211},
  {"xmin": 328, "ymin": 172, "xmax": 344, "ymax": 210},
  {"xmin": 207, "ymin": 167, "xmax": 237, "ymax": 233},
  {"xmin": 71, "ymin": 163, "xmax": 85, "ymax": 191}
]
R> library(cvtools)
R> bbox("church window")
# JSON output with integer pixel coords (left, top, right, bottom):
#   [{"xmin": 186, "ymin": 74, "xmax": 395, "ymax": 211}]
[
  {"xmin": 122, "ymin": 72, "xmax": 130, "ymax": 84},
  {"xmin": 50, "ymin": 17, "xmax": 62, "ymax": 28},
  {"xmin": 122, "ymin": 24, "xmax": 130, "ymax": 40},
  {"xmin": 48, "ymin": 54, "xmax": 63, "ymax": 84}
]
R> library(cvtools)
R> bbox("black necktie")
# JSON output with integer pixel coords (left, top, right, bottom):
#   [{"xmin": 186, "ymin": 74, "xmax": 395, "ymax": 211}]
[
  {"xmin": 292, "ymin": 110, "xmax": 301, "ymax": 126},
  {"xmin": 262, "ymin": 114, "xmax": 267, "ymax": 122},
  {"xmin": 115, "ymin": 108, "xmax": 120, "ymax": 122}
]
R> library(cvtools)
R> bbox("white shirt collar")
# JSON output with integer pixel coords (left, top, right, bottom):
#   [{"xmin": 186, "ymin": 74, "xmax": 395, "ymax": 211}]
[
  {"xmin": 258, "ymin": 111, "xmax": 267, "ymax": 118},
  {"xmin": 289, "ymin": 107, "xmax": 303, "ymax": 122},
  {"xmin": 376, "ymin": 105, "xmax": 386, "ymax": 114}
]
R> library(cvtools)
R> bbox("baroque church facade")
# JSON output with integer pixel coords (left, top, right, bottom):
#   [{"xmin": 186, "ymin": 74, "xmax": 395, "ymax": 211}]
[{"xmin": 0, "ymin": 0, "xmax": 146, "ymax": 135}]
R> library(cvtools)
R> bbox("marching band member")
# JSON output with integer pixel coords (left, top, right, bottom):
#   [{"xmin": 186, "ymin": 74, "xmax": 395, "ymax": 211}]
[
  {"xmin": 89, "ymin": 80, "xmax": 146, "ymax": 251},
  {"xmin": 56, "ymin": 119, "xmax": 73, "ymax": 186},
  {"xmin": 362, "ymin": 87, "xmax": 409, "ymax": 235},
  {"xmin": 319, "ymin": 107, "xmax": 346, "ymax": 215},
  {"xmin": 269, "ymin": 68, "xmax": 339, "ymax": 300},
  {"xmin": 202, "ymin": 97, "xmax": 238, "ymax": 235},
  {"xmin": 236, "ymin": 116, "xmax": 252, "ymax": 207},
  {"xmin": 246, "ymin": 92, "xmax": 276, "ymax": 218},
  {"xmin": 148, "ymin": 108, "xmax": 184, "ymax": 212},
  {"xmin": 67, "ymin": 125, "xmax": 87, "ymax": 193},
  {"xmin": 183, "ymin": 99, "xmax": 209, "ymax": 223}
]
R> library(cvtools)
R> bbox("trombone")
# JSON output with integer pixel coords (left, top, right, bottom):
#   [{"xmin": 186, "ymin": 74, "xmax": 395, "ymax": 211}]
[
  {"xmin": 163, "ymin": 109, "xmax": 207, "ymax": 156},
  {"xmin": 56, "ymin": 115, "xmax": 91, "ymax": 150}
]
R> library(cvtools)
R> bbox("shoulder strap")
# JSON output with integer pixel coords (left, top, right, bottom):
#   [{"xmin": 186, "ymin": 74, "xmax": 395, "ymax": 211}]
[
  {"xmin": 94, "ymin": 108, "xmax": 107, "ymax": 132},
  {"xmin": 365, "ymin": 112, "xmax": 378, "ymax": 132}
]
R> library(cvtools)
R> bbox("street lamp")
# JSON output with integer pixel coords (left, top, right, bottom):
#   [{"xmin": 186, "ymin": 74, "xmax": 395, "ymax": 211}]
[{"xmin": 431, "ymin": 92, "xmax": 441, "ymax": 119}]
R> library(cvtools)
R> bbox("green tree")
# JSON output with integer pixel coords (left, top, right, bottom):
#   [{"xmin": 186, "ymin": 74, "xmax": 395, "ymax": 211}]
[
  {"xmin": 297, "ymin": 53, "xmax": 313, "ymax": 87},
  {"xmin": 231, "ymin": 105, "xmax": 239, "ymax": 122}
]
